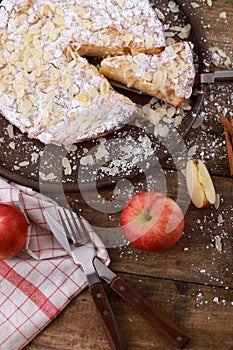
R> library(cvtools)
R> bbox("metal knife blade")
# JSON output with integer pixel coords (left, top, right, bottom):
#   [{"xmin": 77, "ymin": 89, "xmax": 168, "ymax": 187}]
[
  {"xmin": 44, "ymin": 210, "xmax": 72, "ymax": 255},
  {"xmin": 94, "ymin": 257, "xmax": 116, "ymax": 284}
]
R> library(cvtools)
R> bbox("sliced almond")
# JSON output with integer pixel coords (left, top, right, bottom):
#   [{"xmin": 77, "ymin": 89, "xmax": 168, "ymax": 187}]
[
  {"xmin": 100, "ymin": 79, "xmax": 110, "ymax": 95},
  {"xmin": 75, "ymin": 92, "xmax": 90, "ymax": 102},
  {"xmin": 108, "ymin": 25, "xmax": 122, "ymax": 35},
  {"xmin": 43, "ymin": 4, "xmax": 55, "ymax": 16},
  {"xmin": 145, "ymin": 35, "xmax": 154, "ymax": 49},
  {"xmin": 20, "ymin": 100, "xmax": 32, "ymax": 113}
]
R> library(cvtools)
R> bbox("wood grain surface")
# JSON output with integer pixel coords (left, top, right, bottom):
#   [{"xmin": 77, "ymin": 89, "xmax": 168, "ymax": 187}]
[{"xmin": 23, "ymin": 0, "xmax": 233, "ymax": 349}]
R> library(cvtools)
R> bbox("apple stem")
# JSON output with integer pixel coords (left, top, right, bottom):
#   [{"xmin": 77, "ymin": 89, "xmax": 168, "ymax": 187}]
[{"xmin": 145, "ymin": 208, "xmax": 152, "ymax": 221}]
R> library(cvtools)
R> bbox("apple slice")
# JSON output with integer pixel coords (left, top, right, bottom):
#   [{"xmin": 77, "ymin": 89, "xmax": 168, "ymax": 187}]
[
  {"xmin": 185, "ymin": 159, "xmax": 216, "ymax": 208},
  {"xmin": 120, "ymin": 192, "xmax": 184, "ymax": 252}
]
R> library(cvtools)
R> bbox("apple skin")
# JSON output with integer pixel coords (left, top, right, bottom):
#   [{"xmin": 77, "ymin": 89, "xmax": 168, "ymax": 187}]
[
  {"xmin": 0, "ymin": 203, "xmax": 28, "ymax": 260},
  {"xmin": 120, "ymin": 192, "xmax": 184, "ymax": 252}
]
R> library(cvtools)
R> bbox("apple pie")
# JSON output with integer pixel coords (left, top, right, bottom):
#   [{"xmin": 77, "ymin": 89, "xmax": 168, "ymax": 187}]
[
  {"xmin": 100, "ymin": 42, "xmax": 196, "ymax": 107},
  {"xmin": 0, "ymin": 0, "xmax": 166, "ymax": 145}
]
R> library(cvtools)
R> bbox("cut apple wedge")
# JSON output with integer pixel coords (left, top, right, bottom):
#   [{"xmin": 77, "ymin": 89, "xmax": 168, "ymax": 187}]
[{"xmin": 186, "ymin": 159, "xmax": 216, "ymax": 208}]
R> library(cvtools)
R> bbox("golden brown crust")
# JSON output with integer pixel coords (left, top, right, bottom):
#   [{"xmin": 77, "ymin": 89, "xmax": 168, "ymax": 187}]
[{"xmin": 76, "ymin": 43, "xmax": 164, "ymax": 58}]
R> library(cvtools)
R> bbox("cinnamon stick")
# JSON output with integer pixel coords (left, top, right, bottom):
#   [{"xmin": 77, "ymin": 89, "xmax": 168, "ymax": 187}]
[
  {"xmin": 219, "ymin": 115, "xmax": 233, "ymax": 137},
  {"xmin": 220, "ymin": 115, "xmax": 233, "ymax": 176}
]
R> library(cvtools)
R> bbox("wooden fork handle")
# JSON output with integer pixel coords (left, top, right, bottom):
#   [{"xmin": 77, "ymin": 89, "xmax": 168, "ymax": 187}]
[
  {"xmin": 111, "ymin": 276, "xmax": 190, "ymax": 349},
  {"xmin": 90, "ymin": 282, "xmax": 127, "ymax": 350}
]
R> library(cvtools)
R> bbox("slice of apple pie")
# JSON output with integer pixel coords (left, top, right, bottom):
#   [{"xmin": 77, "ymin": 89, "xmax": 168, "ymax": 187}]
[{"xmin": 100, "ymin": 42, "xmax": 196, "ymax": 107}]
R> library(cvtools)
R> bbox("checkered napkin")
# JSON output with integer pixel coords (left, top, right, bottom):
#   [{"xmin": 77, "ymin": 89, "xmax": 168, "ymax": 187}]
[{"xmin": 0, "ymin": 177, "xmax": 110, "ymax": 350}]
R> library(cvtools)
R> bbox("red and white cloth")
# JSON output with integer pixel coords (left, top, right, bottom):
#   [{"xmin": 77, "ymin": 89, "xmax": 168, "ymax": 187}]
[{"xmin": 0, "ymin": 177, "xmax": 110, "ymax": 350}]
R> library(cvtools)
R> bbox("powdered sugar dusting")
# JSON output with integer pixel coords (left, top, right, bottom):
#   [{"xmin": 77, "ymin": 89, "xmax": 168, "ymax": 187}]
[
  {"xmin": 100, "ymin": 41, "xmax": 195, "ymax": 107},
  {"xmin": 0, "ymin": 0, "xmax": 148, "ymax": 145}
]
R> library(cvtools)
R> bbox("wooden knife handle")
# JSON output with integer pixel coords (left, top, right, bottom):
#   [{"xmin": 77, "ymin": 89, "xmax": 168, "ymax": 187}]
[
  {"xmin": 90, "ymin": 282, "xmax": 127, "ymax": 350},
  {"xmin": 111, "ymin": 276, "xmax": 190, "ymax": 349}
]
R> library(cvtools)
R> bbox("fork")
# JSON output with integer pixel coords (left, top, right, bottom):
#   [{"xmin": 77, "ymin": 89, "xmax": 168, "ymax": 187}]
[
  {"xmin": 57, "ymin": 208, "xmax": 127, "ymax": 350},
  {"xmin": 53, "ymin": 208, "xmax": 190, "ymax": 349}
]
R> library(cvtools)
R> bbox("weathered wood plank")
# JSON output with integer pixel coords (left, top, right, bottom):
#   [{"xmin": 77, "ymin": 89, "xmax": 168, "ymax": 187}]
[{"xmin": 25, "ymin": 273, "xmax": 233, "ymax": 350}]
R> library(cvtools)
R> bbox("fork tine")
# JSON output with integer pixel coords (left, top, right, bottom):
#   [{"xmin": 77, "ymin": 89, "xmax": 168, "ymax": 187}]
[
  {"xmin": 75, "ymin": 211, "xmax": 90, "ymax": 240},
  {"xmin": 70, "ymin": 209, "xmax": 89, "ymax": 244},
  {"xmin": 58, "ymin": 207, "xmax": 89, "ymax": 245},
  {"xmin": 58, "ymin": 208, "xmax": 76, "ymax": 243}
]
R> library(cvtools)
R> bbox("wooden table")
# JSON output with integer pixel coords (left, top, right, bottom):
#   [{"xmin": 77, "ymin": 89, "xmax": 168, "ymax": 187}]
[{"xmin": 25, "ymin": 1, "xmax": 233, "ymax": 349}]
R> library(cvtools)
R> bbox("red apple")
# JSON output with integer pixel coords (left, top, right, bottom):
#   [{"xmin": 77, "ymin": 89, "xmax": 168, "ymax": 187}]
[
  {"xmin": 0, "ymin": 203, "xmax": 28, "ymax": 260},
  {"xmin": 120, "ymin": 192, "xmax": 184, "ymax": 252}
]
